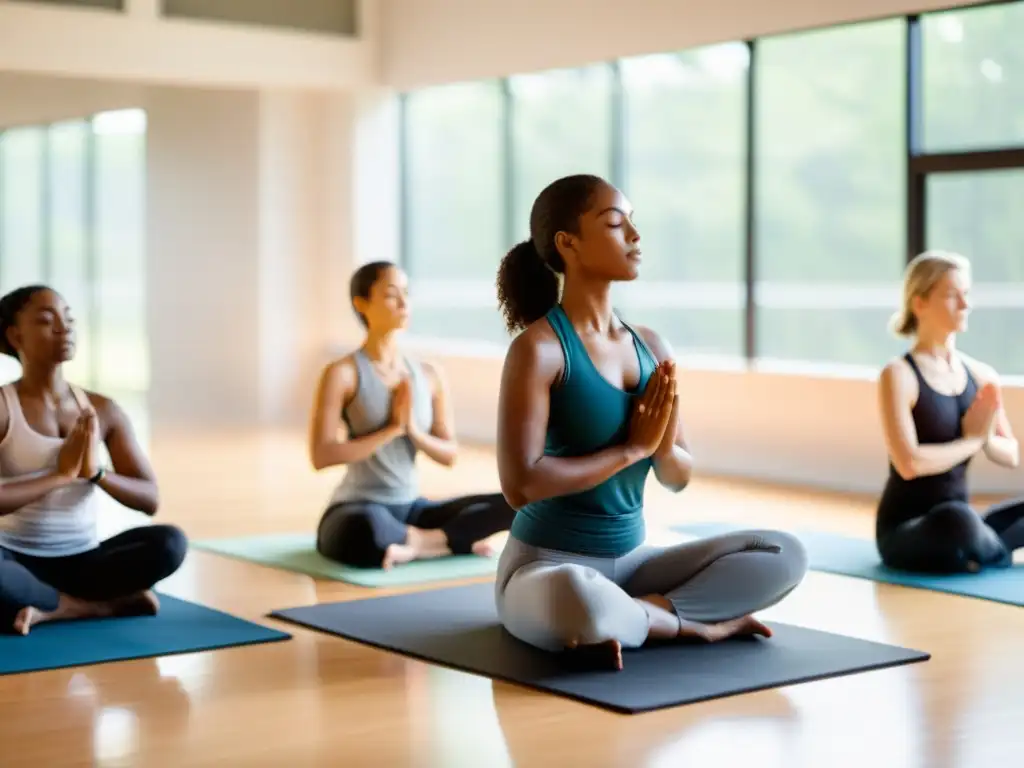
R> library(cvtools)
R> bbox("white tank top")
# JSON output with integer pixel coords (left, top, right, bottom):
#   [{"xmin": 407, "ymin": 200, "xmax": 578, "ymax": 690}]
[{"xmin": 0, "ymin": 384, "xmax": 99, "ymax": 557}]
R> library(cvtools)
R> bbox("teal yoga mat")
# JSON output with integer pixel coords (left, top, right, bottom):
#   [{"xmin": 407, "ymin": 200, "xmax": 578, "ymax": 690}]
[
  {"xmin": 193, "ymin": 533, "xmax": 499, "ymax": 587},
  {"xmin": 0, "ymin": 594, "xmax": 290, "ymax": 675},
  {"xmin": 673, "ymin": 521, "xmax": 1024, "ymax": 606}
]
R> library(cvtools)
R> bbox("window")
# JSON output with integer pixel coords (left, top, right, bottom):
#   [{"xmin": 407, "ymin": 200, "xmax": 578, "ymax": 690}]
[
  {"xmin": 402, "ymin": 81, "xmax": 506, "ymax": 343},
  {"xmin": 922, "ymin": 4, "xmax": 1024, "ymax": 153},
  {"xmin": 618, "ymin": 44, "xmax": 749, "ymax": 358},
  {"xmin": 509, "ymin": 64, "xmax": 614, "ymax": 235},
  {"xmin": 48, "ymin": 120, "xmax": 92, "ymax": 386},
  {"xmin": 754, "ymin": 19, "xmax": 907, "ymax": 367},
  {"xmin": 926, "ymin": 169, "xmax": 1024, "ymax": 375},
  {"xmin": 0, "ymin": 110, "xmax": 148, "ymax": 426},
  {"xmin": 92, "ymin": 109, "xmax": 148, "ymax": 401},
  {"xmin": 0, "ymin": 128, "xmax": 45, "ymax": 291}
]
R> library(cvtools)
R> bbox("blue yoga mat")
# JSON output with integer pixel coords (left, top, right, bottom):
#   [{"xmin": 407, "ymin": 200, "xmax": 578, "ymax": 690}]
[
  {"xmin": 0, "ymin": 593, "xmax": 291, "ymax": 676},
  {"xmin": 673, "ymin": 521, "xmax": 1024, "ymax": 606}
]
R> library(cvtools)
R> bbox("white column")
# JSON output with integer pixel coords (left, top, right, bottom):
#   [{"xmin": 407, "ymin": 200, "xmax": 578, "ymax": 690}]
[{"xmin": 144, "ymin": 85, "xmax": 400, "ymax": 432}]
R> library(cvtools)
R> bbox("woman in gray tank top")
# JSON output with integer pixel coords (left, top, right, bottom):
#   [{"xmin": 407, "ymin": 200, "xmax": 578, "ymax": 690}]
[
  {"xmin": 0, "ymin": 286, "xmax": 187, "ymax": 635},
  {"xmin": 309, "ymin": 262, "xmax": 515, "ymax": 569}
]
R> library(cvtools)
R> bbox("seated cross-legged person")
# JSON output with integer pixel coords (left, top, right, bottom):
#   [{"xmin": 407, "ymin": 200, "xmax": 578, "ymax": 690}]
[
  {"xmin": 876, "ymin": 251, "xmax": 1024, "ymax": 574},
  {"xmin": 0, "ymin": 285, "xmax": 188, "ymax": 636},
  {"xmin": 491, "ymin": 175, "xmax": 808, "ymax": 670},
  {"xmin": 310, "ymin": 261, "xmax": 516, "ymax": 570}
]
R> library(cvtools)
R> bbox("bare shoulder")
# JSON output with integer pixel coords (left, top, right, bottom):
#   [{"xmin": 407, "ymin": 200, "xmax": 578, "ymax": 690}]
[
  {"xmin": 506, "ymin": 318, "xmax": 564, "ymax": 379},
  {"xmin": 878, "ymin": 355, "xmax": 918, "ymax": 397},
  {"xmin": 958, "ymin": 351, "xmax": 1000, "ymax": 386},
  {"xmin": 321, "ymin": 354, "xmax": 359, "ymax": 388},
  {"xmin": 631, "ymin": 323, "xmax": 673, "ymax": 363}
]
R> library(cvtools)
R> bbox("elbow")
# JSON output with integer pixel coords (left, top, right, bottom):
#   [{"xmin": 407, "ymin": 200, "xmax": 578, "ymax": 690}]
[
  {"xmin": 895, "ymin": 457, "xmax": 918, "ymax": 482},
  {"xmin": 499, "ymin": 474, "xmax": 528, "ymax": 510},
  {"xmin": 141, "ymin": 487, "xmax": 160, "ymax": 517},
  {"xmin": 309, "ymin": 444, "xmax": 332, "ymax": 472}
]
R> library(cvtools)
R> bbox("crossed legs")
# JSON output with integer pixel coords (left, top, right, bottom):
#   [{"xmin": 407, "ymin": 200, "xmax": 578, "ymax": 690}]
[
  {"xmin": 495, "ymin": 529, "xmax": 808, "ymax": 667},
  {"xmin": 317, "ymin": 493, "xmax": 516, "ymax": 569}
]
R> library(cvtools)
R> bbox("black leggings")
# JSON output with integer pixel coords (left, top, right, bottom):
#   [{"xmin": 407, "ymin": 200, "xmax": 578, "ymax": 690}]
[
  {"xmin": 0, "ymin": 524, "xmax": 188, "ymax": 630},
  {"xmin": 878, "ymin": 497, "xmax": 1024, "ymax": 574},
  {"xmin": 317, "ymin": 493, "xmax": 516, "ymax": 568}
]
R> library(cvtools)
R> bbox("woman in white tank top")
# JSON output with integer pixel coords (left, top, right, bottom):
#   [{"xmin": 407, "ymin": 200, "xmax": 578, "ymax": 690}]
[
  {"xmin": 309, "ymin": 262, "xmax": 515, "ymax": 570},
  {"xmin": 0, "ymin": 285, "xmax": 187, "ymax": 636}
]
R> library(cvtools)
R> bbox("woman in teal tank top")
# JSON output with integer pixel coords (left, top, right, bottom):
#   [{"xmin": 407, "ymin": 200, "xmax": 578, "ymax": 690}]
[{"xmin": 493, "ymin": 175, "xmax": 808, "ymax": 669}]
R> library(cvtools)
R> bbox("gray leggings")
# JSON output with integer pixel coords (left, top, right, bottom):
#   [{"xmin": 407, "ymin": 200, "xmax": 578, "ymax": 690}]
[{"xmin": 495, "ymin": 529, "xmax": 808, "ymax": 651}]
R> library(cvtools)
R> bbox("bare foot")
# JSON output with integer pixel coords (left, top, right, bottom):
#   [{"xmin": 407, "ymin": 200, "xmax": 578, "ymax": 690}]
[
  {"xmin": 13, "ymin": 607, "xmax": 35, "ymax": 636},
  {"xmin": 566, "ymin": 638, "xmax": 624, "ymax": 671},
  {"xmin": 11, "ymin": 591, "xmax": 161, "ymax": 635},
  {"xmin": 697, "ymin": 615, "xmax": 773, "ymax": 643},
  {"xmin": 382, "ymin": 527, "xmax": 453, "ymax": 569},
  {"xmin": 382, "ymin": 543, "xmax": 419, "ymax": 570},
  {"xmin": 108, "ymin": 590, "xmax": 161, "ymax": 618},
  {"xmin": 470, "ymin": 532, "xmax": 507, "ymax": 558}
]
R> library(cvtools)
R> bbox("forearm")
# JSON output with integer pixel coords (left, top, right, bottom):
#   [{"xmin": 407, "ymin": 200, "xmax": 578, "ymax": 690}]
[
  {"xmin": 0, "ymin": 472, "xmax": 77, "ymax": 516},
  {"xmin": 312, "ymin": 425, "xmax": 404, "ymax": 470},
  {"xmin": 508, "ymin": 445, "xmax": 642, "ymax": 508},
  {"xmin": 907, "ymin": 438, "xmax": 985, "ymax": 478},
  {"xmin": 652, "ymin": 443, "xmax": 693, "ymax": 492},
  {"xmin": 985, "ymin": 435, "xmax": 1020, "ymax": 469},
  {"xmin": 96, "ymin": 473, "xmax": 160, "ymax": 516},
  {"xmin": 409, "ymin": 427, "xmax": 458, "ymax": 467}
]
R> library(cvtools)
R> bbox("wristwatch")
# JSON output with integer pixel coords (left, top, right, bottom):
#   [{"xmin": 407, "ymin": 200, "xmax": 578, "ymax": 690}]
[{"xmin": 89, "ymin": 467, "xmax": 107, "ymax": 484}]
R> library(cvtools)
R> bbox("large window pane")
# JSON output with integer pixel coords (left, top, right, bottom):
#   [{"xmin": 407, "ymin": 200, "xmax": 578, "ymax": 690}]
[
  {"xmin": 754, "ymin": 20, "xmax": 906, "ymax": 367},
  {"xmin": 92, "ymin": 109, "xmax": 148, "ymax": 395},
  {"xmin": 923, "ymin": 4, "xmax": 1024, "ymax": 153},
  {"xmin": 509, "ymin": 64, "xmax": 613, "ymax": 237},
  {"xmin": 619, "ymin": 43, "xmax": 748, "ymax": 358},
  {"xmin": 926, "ymin": 169, "xmax": 1024, "ymax": 375},
  {"xmin": 0, "ymin": 128, "xmax": 45, "ymax": 292},
  {"xmin": 403, "ymin": 81, "xmax": 505, "ymax": 281},
  {"xmin": 48, "ymin": 120, "xmax": 92, "ymax": 386}
]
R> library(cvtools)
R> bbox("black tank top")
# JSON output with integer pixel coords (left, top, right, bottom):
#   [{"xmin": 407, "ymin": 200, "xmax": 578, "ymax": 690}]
[{"xmin": 876, "ymin": 352, "xmax": 978, "ymax": 538}]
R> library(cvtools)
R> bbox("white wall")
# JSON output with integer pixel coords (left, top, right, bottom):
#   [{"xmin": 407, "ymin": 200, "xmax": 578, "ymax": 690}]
[
  {"xmin": 0, "ymin": 0, "xmax": 377, "ymax": 90},
  {"xmin": 145, "ymin": 85, "xmax": 392, "ymax": 431},
  {"xmin": 380, "ymin": 0, "xmax": 991, "ymax": 87},
  {"xmin": 0, "ymin": 73, "xmax": 144, "ymax": 127}
]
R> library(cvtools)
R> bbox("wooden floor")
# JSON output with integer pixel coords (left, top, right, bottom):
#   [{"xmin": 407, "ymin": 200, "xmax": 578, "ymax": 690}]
[{"xmin": 3, "ymin": 428, "xmax": 1024, "ymax": 767}]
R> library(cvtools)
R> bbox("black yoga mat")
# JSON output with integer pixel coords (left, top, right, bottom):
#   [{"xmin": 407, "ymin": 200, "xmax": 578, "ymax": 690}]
[{"xmin": 271, "ymin": 583, "xmax": 930, "ymax": 714}]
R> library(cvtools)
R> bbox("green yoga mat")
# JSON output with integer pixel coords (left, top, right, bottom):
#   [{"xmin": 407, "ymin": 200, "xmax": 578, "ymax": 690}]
[
  {"xmin": 0, "ymin": 594, "xmax": 290, "ymax": 676},
  {"xmin": 193, "ymin": 533, "xmax": 499, "ymax": 587},
  {"xmin": 673, "ymin": 521, "xmax": 1024, "ymax": 607}
]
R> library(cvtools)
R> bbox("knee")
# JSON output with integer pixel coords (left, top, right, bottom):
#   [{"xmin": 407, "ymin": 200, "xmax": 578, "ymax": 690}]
[
  {"xmin": 531, "ymin": 565, "xmax": 628, "ymax": 647},
  {"xmin": 929, "ymin": 502, "xmax": 982, "ymax": 533},
  {"xmin": 756, "ymin": 530, "xmax": 809, "ymax": 594},
  {"xmin": 317, "ymin": 509, "xmax": 383, "ymax": 568},
  {"xmin": 151, "ymin": 525, "xmax": 189, "ymax": 574}
]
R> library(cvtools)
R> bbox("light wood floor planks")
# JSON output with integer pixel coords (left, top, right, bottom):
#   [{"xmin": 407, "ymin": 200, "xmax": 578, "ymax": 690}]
[{"xmin": 2, "ymin": 427, "xmax": 1023, "ymax": 767}]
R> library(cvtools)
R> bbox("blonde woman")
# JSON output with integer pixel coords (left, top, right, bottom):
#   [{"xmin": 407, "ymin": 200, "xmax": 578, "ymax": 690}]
[{"xmin": 877, "ymin": 251, "xmax": 1024, "ymax": 574}]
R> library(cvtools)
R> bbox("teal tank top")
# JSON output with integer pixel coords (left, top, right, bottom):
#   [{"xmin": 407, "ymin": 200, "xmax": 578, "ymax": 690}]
[{"xmin": 509, "ymin": 305, "xmax": 659, "ymax": 557}]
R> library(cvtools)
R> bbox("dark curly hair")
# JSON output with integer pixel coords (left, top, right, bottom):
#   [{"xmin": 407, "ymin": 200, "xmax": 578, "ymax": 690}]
[
  {"xmin": 0, "ymin": 285, "xmax": 49, "ymax": 359},
  {"xmin": 349, "ymin": 260, "xmax": 396, "ymax": 327},
  {"xmin": 496, "ymin": 174, "xmax": 605, "ymax": 334}
]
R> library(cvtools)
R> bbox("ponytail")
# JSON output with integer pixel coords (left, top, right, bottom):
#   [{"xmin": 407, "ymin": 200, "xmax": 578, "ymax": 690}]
[
  {"xmin": 496, "ymin": 239, "xmax": 560, "ymax": 334},
  {"xmin": 495, "ymin": 174, "xmax": 605, "ymax": 335},
  {"xmin": 888, "ymin": 307, "xmax": 917, "ymax": 337}
]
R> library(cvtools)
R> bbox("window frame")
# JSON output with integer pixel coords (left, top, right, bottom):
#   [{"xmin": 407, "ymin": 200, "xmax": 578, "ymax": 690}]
[{"xmin": 396, "ymin": 0, "xmax": 1024, "ymax": 374}]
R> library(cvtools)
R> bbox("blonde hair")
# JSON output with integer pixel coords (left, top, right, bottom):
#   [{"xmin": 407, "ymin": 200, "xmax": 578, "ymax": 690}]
[{"xmin": 889, "ymin": 250, "xmax": 971, "ymax": 337}]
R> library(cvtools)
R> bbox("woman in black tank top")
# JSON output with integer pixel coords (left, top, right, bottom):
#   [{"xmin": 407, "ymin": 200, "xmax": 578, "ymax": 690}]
[{"xmin": 877, "ymin": 252, "xmax": 1024, "ymax": 574}]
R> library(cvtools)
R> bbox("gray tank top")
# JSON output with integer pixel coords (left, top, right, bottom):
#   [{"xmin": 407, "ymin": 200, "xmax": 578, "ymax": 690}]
[{"xmin": 327, "ymin": 350, "xmax": 434, "ymax": 507}]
